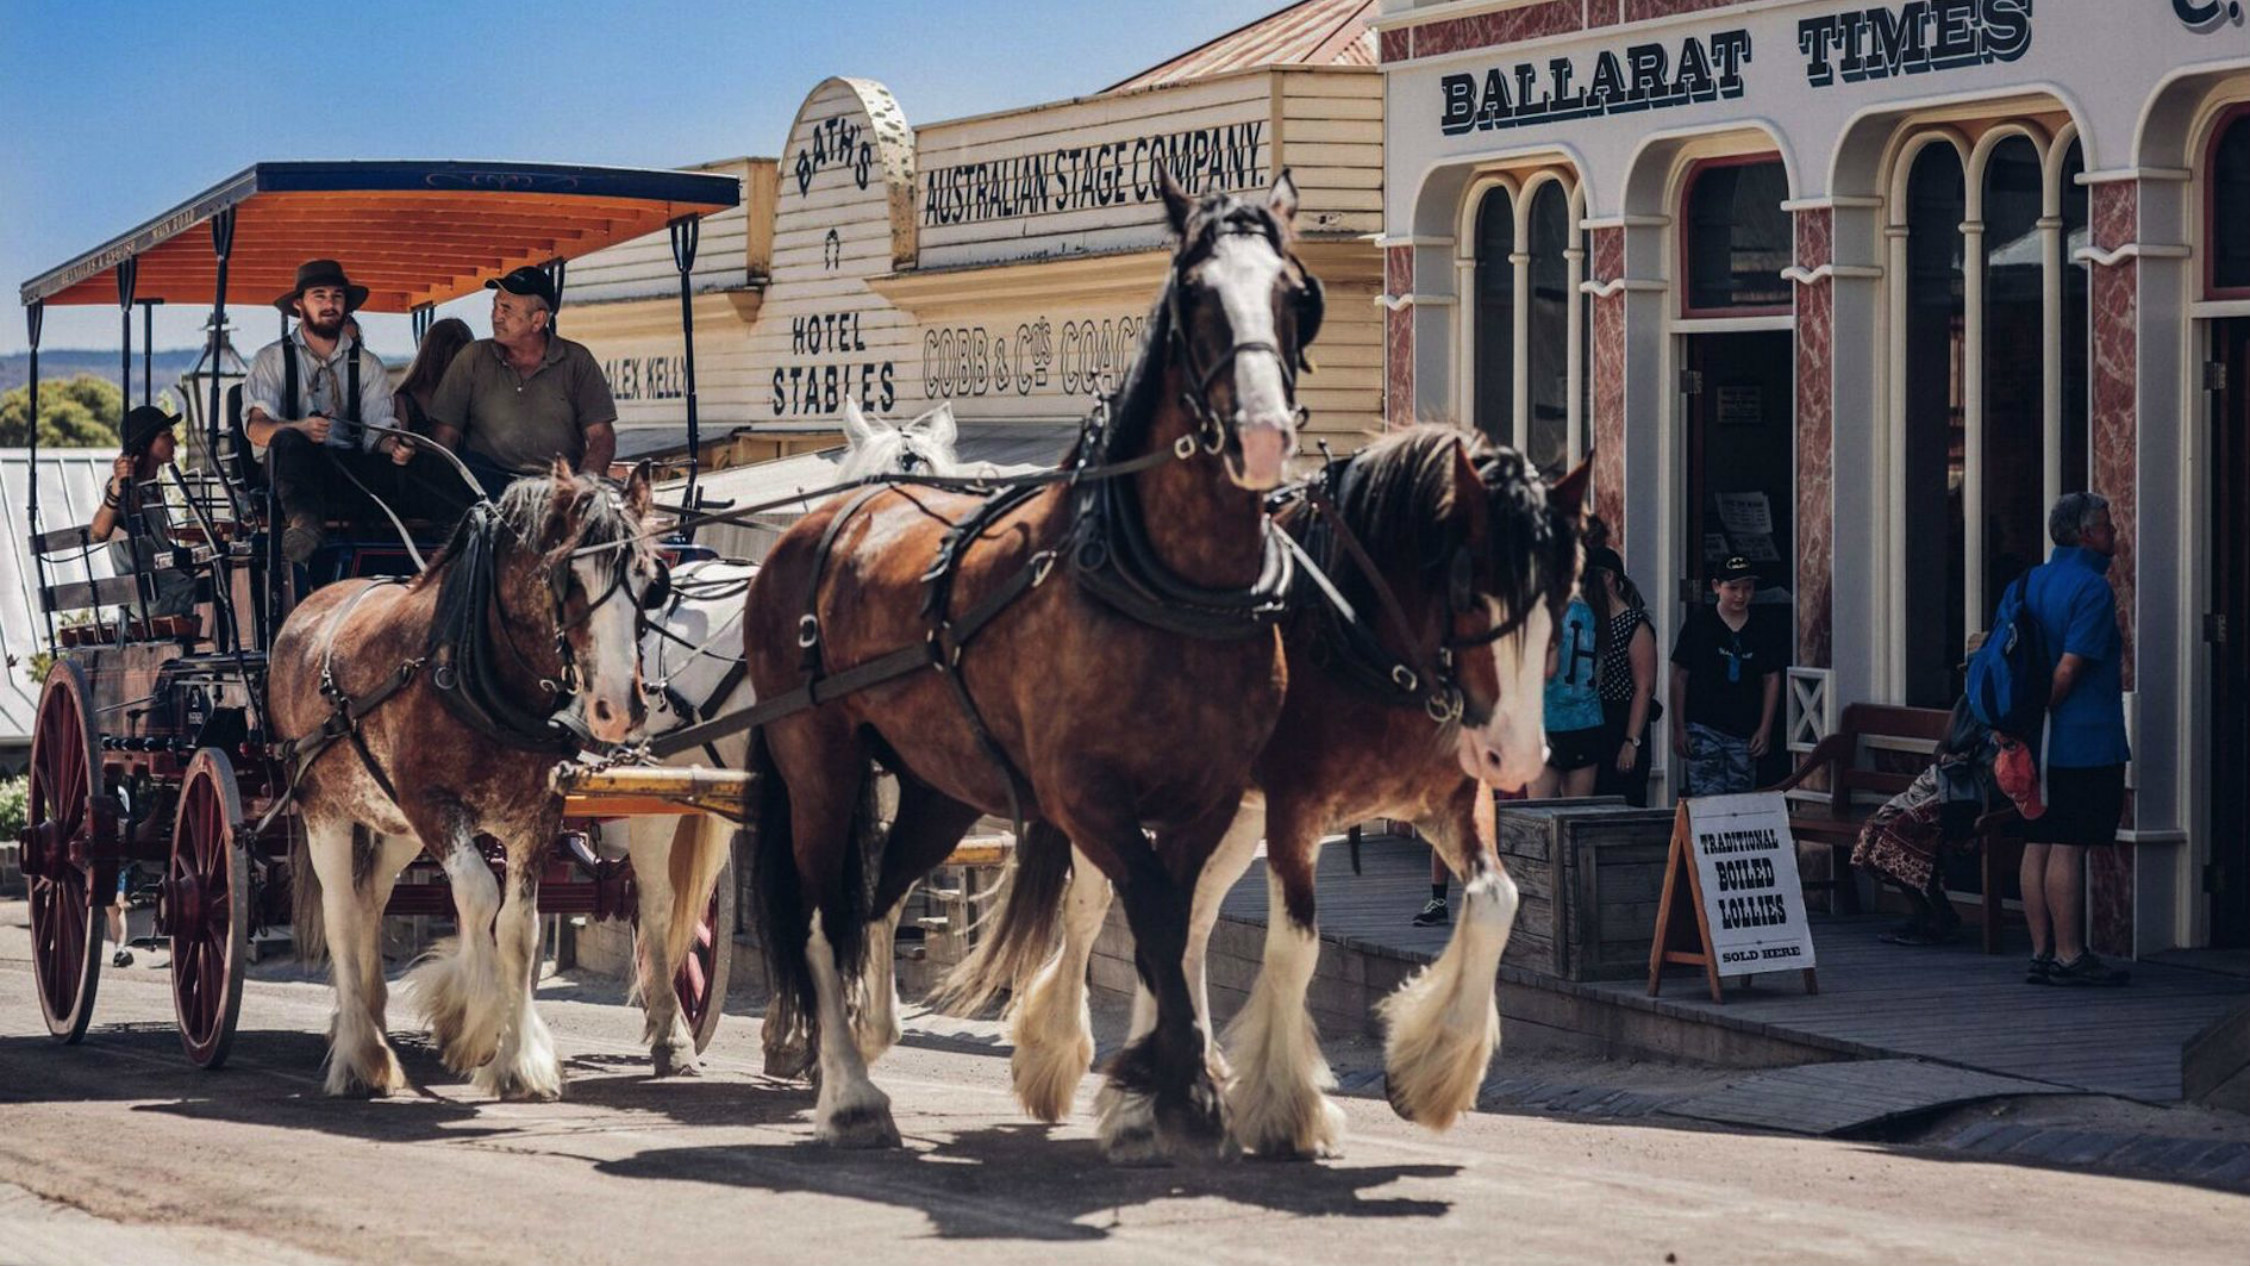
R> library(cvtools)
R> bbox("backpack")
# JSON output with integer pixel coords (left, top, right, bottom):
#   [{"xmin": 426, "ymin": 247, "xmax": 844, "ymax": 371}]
[{"xmin": 1964, "ymin": 567, "xmax": 2051, "ymax": 739}]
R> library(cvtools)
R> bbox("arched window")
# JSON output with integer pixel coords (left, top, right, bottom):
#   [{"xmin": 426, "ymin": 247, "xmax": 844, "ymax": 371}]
[
  {"xmin": 1466, "ymin": 174, "xmax": 1584, "ymax": 473},
  {"xmin": 1526, "ymin": 181, "xmax": 1572, "ymax": 473},
  {"xmin": 1980, "ymin": 135, "xmax": 2045, "ymax": 616},
  {"xmin": 1683, "ymin": 159, "xmax": 1792, "ymax": 314},
  {"xmin": 1473, "ymin": 186, "xmax": 1515, "ymax": 441},
  {"xmin": 1901, "ymin": 142, "xmax": 1967, "ymax": 709},
  {"xmin": 1893, "ymin": 123, "xmax": 2092, "ymax": 708},
  {"xmin": 2211, "ymin": 108, "xmax": 2250, "ymax": 296}
]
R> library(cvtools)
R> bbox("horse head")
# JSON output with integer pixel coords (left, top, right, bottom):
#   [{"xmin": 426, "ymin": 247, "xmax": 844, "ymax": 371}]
[
  {"xmin": 501, "ymin": 460, "xmax": 668, "ymax": 745},
  {"xmin": 1448, "ymin": 444, "xmax": 1589, "ymax": 791},
  {"xmin": 1156, "ymin": 167, "xmax": 1324, "ymax": 491},
  {"xmin": 837, "ymin": 399, "xmax": 962, "ymax": 481}
]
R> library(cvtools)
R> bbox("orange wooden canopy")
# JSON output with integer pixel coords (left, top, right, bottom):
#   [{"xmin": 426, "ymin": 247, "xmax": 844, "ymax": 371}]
[{"xmin": 21, "ymin": 161, "xmax": 740, "ymax": 313}]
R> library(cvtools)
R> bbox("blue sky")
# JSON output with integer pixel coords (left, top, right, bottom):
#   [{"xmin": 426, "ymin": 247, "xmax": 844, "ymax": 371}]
[{"xmin": 0, "ymin": 0, "xmax": 1292, "ymax": 358}]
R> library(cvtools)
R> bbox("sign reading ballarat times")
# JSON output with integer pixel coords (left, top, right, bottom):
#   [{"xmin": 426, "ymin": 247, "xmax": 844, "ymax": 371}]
[{"xmin": 1684, "ymin": 792, "xmax": 1817, "ymax": 977}]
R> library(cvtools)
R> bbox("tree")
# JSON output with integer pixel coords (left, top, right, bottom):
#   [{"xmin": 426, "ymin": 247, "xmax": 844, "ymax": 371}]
[{"xmin": 0, "ymin": 374, "xmax": 124, "ymax": 447}]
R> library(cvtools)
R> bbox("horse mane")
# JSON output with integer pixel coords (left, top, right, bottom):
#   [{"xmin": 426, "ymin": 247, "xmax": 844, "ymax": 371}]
[
  {"xmin": 1068, "ymin": 187, "xmax": 1296, "ymax": 467},
  {"xmin": 409, "ymin": 471, "xmax": 649, "ymax": 591},
  {"xmin": 1328, "ymin": 424, "xmax": 1565, "ymax": 626}
]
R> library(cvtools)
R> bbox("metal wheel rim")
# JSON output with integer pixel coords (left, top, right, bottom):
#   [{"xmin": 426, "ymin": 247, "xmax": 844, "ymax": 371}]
[
  {"xmin": 168, "ymin": 749, "xmax": 248, "ymax": 1068},
  {"xmin": 26, "ymin": 662, "xmax": 104, "ymax": 1042},
  {"xmin": 674, "ymin": 857, "xmax": 734, "ymax": 1054}
]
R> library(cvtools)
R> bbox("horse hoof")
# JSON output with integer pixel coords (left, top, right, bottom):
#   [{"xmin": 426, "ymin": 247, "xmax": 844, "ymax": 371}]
[
  {"xmin": 1383, "ymin": 1072, "xmax": 1421, "ymax": 1123},
  {"xmin": 817, "ymin": 1102, "xmax": 901, "ymax": 1149},
  {"xmin": 652, "ymin": 1045, "xmax": 702, "ymax": 1079}
]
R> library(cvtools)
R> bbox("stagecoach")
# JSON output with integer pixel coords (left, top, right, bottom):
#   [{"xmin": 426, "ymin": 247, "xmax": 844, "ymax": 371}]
[{"xmin": 14, "ymin": 161, "xmax": 747, "ymax": 1067}]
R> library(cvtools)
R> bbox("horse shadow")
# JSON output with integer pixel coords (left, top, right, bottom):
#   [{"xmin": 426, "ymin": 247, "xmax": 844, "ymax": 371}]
[{"xmin": 594, "ymin": 1123, "xmax": 1460, "ymax": 1240}]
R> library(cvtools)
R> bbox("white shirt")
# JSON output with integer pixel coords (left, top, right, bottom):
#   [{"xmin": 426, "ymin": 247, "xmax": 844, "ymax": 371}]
[{"xmin": 240, "ymin": 327, "xmax": 393, "ymax": 456}]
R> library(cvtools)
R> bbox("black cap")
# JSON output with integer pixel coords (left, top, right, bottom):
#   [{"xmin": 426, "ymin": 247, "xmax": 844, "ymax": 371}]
[
  {"xmin": 486, "ymin": 265, "xmax": 559, "ymax": 312},
  {"xmin": 120, "ymin": 404, "xmax": 179, "ymax": 456},
  {"xmin": 1583, "ymin": 546, "xmax": 1625, "ymax": 577},
  {"xmin": 1714, "ymin": 555, "xmax": 1760, "ymax": 585}
]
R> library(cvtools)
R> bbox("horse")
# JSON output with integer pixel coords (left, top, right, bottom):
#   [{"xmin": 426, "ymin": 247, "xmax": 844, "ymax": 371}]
[
  {"xmin": 939, "ymin": 428, "xmax": 1587, "ymax": 1157},
  {"xmin": 619, "ymin": 398, "xmax": 971, "ymax": 1078},
  {"xmin": 742, "ymin": 170, "xmax": 1321, "ymax": 1159},
  {"xmin": 271, "ymin": 463, "xmax": 667, "ymax": 1099}
]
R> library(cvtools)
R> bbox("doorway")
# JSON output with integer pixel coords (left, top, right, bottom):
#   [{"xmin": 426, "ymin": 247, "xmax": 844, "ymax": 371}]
[
  {"xmin": 1680, "ymin": 330, "xmax": 1795, "ymax": 784},
  {"xmin": 2211, "ymin": 318, "xmax": 2250, "ymax": 948}
]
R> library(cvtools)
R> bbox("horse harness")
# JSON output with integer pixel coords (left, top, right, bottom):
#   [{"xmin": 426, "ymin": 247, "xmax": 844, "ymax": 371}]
[
  {"xmin": 1287, "ymin": 451, "xmax": 1531, "ymax": 731},
  {"xmin": 270, "ymin": 501, "xmax": 655, "ymax": 821}
]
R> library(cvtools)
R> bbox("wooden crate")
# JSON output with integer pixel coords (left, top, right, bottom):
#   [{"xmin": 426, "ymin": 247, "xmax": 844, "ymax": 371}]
[{"xmin": 1497, "ymin": 798, "xmax": 1677, "ymax": 982}]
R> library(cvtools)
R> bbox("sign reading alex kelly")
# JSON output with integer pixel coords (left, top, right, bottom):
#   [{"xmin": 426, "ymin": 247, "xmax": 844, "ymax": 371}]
[{"xmin": 1684, "ymin": 793, "xmax": 1817, "ymax": 977}]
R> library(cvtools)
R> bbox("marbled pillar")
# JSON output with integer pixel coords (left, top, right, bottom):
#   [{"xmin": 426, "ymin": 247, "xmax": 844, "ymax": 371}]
[
  {"xmin": 2086, "ymin": 178, "xmax": 2139, "ymax": 956},
  {"xmin": 1795, "ymin": 209, "xmax": 1836, "ymax": 670},
  {"xmin": 1384, "ymin": 245, "xmax": 1414, "ymax": 428},
  {"xmin": 1591, "ymin": 227, "xmax": 1628, "ymax": 535}
]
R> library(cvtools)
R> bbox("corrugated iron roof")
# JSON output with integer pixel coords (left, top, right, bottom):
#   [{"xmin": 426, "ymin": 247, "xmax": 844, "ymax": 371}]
[
  {"xmin": 1105, "ymin": 0, "xmax": 1376, "ymax": 94},
  {"xmin": 0, "ymin": 449, "xmax": 122, "ymax": 750}
]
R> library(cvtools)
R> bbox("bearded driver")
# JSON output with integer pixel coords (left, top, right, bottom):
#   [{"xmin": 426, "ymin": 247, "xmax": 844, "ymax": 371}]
[
  {"xmin": 242, "ymin": 259, "xmax": 464, "ymax": 562},
  {"xmin": 427, "ymin": 265, "xmax": 618, "ymax": 493}
]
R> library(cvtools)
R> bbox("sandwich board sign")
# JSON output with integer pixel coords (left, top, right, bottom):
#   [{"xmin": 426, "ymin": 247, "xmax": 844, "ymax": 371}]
[{"xmin": 1646, "ymin": 792, "xmax": 1818, "ymax": 1002}]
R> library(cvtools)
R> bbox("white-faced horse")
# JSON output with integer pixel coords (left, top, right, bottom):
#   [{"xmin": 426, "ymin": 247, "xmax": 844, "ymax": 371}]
[{"xmin": 620, "ymin": 399, "xmax": 969, "ymax": 1076}]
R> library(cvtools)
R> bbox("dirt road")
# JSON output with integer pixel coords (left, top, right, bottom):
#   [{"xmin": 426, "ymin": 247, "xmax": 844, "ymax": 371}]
[{"xmin": 0, "ymin": 904, "xmax": 2241, "ymax": 1266}]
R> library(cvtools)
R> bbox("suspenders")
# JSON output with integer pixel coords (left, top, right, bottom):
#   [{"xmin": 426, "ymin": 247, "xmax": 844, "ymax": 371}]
[{"xmin": 279, "ymin": 331, "xmax": 362, "ymax": 440}]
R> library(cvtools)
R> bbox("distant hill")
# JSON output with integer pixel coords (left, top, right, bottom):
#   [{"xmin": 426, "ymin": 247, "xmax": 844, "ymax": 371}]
[{"xmin": 0, "ymin": 349, "xmax": 205, "ymax": 395}]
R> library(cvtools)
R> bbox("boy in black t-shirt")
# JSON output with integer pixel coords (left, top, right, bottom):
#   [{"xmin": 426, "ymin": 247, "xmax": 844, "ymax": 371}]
[{"xmin": 1669, "ymin": 556, "xmax": 1785, "ymax": 796}]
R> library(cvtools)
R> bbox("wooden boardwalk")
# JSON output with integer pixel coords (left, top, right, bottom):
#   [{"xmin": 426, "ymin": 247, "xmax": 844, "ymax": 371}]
[{"xmin": 1215, "ymin": 834, "xmax": 2250, "ymax": 1103}]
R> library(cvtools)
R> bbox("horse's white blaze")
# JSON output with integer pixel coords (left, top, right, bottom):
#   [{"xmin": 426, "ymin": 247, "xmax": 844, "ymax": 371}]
[
  {"xmin": 1376, "ymin": 864, "xmax": 1516, "ymax": 1130},
  {"xmin": 576, "ymin": 554, "xmax": 643, "ymax": 744},
  {"xmin": 1205, "ymin": 235, "xmax": 1299, "ymax": 490},
  {"xmin": 1224, "ymin": 854, "xmax": 1344, "ymax": 1158},
  {"xmin": 1009, "ymin": 852, "xmax": 1111, "ymax": 1122},
  {"xmin": 807, "ymin": 911, "xmax": 899, "ymax": 1146},
  {"xmin": 1459, "ymin": 599, "xmax": 1552, "ymax": 793}
]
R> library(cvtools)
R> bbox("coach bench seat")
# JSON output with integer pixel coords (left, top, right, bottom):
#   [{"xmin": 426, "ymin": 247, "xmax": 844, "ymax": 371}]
[{"xmin": 1765, "ymin": 702, "xmax": 2022, "ymax": 952}]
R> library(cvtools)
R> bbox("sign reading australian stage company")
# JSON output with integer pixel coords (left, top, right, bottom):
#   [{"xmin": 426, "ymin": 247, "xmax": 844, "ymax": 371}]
[{"xmin": 922, "ymin": 121, "xmax": 1266, "ymax": 227}]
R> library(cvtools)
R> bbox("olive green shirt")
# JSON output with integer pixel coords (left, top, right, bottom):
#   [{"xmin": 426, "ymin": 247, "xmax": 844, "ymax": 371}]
[{"xmin": 429, "ymin": 336, "xmax": 617, "ymax": 475}]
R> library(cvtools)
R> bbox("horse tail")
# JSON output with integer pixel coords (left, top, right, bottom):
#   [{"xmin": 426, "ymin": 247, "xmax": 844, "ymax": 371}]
[
  {"xmin": 928, "ymin": 820, "xmax": 1073, "ymax": 1018},
  {"xmin": 748, "ymin": 728, "xmax": 814, "ymax": 1074},
  {"xmin": 663, "ymin": 811, "xmax": 733, "ymax": 986},
  {"xmin": 289, "ymin": 823, "xmax": 328, "ymax": 966}
]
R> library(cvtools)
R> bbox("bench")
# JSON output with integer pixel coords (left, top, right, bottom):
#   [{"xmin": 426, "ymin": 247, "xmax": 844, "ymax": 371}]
[{"xmin": 1766, "ymin": 702, "xmax": 2022, "ymax": 953}]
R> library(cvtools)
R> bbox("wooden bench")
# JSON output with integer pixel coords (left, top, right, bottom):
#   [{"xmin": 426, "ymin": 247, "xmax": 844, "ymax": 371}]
[{"xmin": 1766, "ymin": 702, "xmax": 2022, "ymax": 953}]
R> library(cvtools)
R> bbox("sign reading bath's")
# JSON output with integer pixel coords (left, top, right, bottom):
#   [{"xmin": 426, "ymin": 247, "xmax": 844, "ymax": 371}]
[{"xmin": 1684, "ymin": 793, "xmax": 1817, "ymax": 975}]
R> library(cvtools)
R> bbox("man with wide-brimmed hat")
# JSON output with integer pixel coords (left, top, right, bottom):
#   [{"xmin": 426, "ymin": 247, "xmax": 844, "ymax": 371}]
[
  {"xmin": 88, "ymin": 404, "xmax": 196, "ymax": 618},
  {"xmin": 427, "ymin": 264, "xmax": 618, "ymax": 492},
  {"xmin": 241, "ymin": 259, "xmax": 453, "ymax": 561}
]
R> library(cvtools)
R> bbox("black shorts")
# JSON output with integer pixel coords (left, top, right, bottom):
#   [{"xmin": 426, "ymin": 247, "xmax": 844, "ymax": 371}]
[
  {"xmin": 2024, "ymin": 763, "xmax": 2126, "ymax": 846},
  {"xmin": 1546, "ymin": 727, "xmax": 1608, "ymax": 773}
]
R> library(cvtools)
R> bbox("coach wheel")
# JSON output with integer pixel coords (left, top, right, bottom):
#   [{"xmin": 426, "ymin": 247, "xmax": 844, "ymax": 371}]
[
  {"xmin": 165, "ymin": 749, "xmax": 250, "ymax": 1068},
  {"xmin": 674, "ymin": 854, "xmax": 734, "ymax": 1054},
  {"xmin": 25, "ymin": 661, "xmax": 109, "ymax": 1043}
]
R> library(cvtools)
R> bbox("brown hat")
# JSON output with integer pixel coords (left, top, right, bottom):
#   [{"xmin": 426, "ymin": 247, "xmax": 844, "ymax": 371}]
[{"xmin": 273, "ymin": 259, "xmax": 369, "ymax": 313}]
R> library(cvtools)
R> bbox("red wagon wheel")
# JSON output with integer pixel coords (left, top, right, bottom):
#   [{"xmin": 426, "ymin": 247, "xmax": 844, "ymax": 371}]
[
  {"xmin": 673, "ymin": 855, "xmax": 734, "ymax": 1054},
  {"xmin": 165, "ymin": 749, "xmax": 250, "ymax": 1068},
  {"xmin": 24, "ymin": 661, "xmax": 110, "ymax": 1043}
]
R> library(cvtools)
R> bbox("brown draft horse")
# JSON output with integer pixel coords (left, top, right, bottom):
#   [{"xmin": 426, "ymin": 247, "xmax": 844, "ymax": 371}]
[
  {"xmin": 944, "ymin": 428, "xmax": 1587, "ymax": 1157},
  {"xmin": 743, "ymin": 171, "xmax": 1321, "ymax": 1159},
  {"xmin": 270, "ymin": 464, "xmax": 666, "ymax": 1099}
]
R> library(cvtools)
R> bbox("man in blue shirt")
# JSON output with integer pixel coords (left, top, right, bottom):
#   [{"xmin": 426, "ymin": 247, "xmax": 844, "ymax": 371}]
[{"xmin": 2019, "ymin": 491, "xmax": 2131, "ymax": 987}]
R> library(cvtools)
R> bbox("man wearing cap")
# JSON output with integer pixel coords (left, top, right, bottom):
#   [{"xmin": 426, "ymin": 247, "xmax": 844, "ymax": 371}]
[
  {"xmin": 1668, "ymin": 555, "xmax": 1787, "ymax": 796},
  {"xmin": 426, "ymin": 265, "xmax": 618, "ymax": 492},
  {"xmin": 89, "ymin": 404, "xmax": 196, "ymax": 618},
  {"xmin": 241, "ymin": 259, "xmax": 424, "ymax": 562}
]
